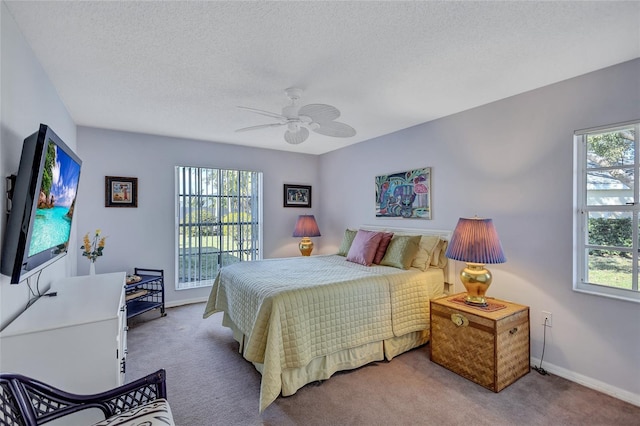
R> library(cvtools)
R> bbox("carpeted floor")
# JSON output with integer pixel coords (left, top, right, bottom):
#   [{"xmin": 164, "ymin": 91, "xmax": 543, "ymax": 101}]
[{"xmin": 126, "ymin": 303, "xmax": 640, "ymax": 425}]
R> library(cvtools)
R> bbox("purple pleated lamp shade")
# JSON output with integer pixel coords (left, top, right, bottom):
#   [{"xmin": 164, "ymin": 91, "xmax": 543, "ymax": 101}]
[
  {"xmin": 292, "ymin": 215, "xmax": 321, "ymax": 238},
  {"xmin": 445, "ymin": 217, "xmax": 506, "ymax": 264}
]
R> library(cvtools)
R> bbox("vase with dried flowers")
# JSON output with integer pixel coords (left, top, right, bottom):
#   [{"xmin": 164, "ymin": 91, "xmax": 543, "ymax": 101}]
[{"xmin": 81, "ymin": 229, "xmax": 106, "ymax": 275}]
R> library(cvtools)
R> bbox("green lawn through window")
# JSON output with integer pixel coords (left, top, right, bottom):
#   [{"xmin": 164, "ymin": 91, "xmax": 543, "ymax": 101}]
[{"xmin": 588, "ymin": 255, "xmax": 633, "ymax": 290}]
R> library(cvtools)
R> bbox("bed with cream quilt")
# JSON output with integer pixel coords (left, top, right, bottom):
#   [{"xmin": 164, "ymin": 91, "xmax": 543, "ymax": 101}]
[{"xmin": 203, "ymin": 228, "xmax": 451, "ymax": 412}]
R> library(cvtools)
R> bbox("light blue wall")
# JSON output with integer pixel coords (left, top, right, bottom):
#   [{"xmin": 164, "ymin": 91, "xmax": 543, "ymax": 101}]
[
  {"xmin": 0, "ymin": 2, "xmax": 77, "ymax": 328},
  {"xmin": 74, "ymin": 127, "xmax": 319, "ymax": 306},
  {"xmin": 318, "ymin": 58, "xmax": 640, "ymax": 404}
]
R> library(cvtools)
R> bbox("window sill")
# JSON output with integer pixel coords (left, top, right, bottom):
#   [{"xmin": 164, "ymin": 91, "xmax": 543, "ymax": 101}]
[{"xmin": 573, "ymin": 282, "xmax": 640, "ymax": 303}]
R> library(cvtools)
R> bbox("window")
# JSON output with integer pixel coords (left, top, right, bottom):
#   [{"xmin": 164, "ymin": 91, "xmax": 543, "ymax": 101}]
[
  {"xmin": 574, "ymin": 120, "xmax": 639, "ymax": 303},
  {"xmin": 176, "ymin": 166, "xmax": 262, "ymax": 290}
]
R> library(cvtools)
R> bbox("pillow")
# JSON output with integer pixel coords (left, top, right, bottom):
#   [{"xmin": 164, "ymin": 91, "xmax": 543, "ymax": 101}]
[
  {"xmin": 412, "ymin": 235, "xmax": 441, "ymax": 271},
  {"xmin": 380, "ymin": 235, "xmax": 421, "ymax": 269},
  {"xmin": 430, "ymin": 239, "xmax": 443, "ymax": 267},
  {"xmin": 337, "ymin": 229, "xmax": 357, "ymax": 256},
  {"xmin": 346, "ymin": 230, "xmax": 384, "ymax": 266},
  {"xmin": 373, "ymin": 232, "xmax": 394, "ymax": 264},
  {"xmin": 432, "ymin": 240, "xmax": 448, "ymax": 268}
]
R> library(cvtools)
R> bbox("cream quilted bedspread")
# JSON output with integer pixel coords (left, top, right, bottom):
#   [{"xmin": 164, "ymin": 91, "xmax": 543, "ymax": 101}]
[{"xmin": 203, "ymin": 255, "xmax": 440, "ymax": 411}]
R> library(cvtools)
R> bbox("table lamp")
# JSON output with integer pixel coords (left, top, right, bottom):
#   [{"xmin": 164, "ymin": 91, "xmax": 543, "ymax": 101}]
[
  {"xmin": 292, "ymin": 215, "xmax": 321, "ymax": 256},
  {"xmin": 445, "ymin": 217, "xmax": 506, "ymax": 306}
]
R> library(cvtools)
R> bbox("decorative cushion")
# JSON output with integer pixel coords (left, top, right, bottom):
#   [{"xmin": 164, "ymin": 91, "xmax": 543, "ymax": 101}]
[
  {"xmin": 92, "ymin": 399, "xmax": 174, "ymax": 426},
  {"xmin": 373, "ymin": 232, "xmax": 394, "ymax": 264},
  {"xmin": 337, "ymin": 229, "xmax": 358, "ymax": 256},
  {"xmin": 431, "ymin": 240, "xmax": 449, "ymax": 268},
  {"xmin": 411, "ymin": 235, "xmax": 441, "ymax": 271},
  {"xmin": 346, "ymin": 230, "xmax": 384, "ymax": 266},
  {"xmin": 380, "ymin": 235, "xmax": 421, "ymax": 269}
]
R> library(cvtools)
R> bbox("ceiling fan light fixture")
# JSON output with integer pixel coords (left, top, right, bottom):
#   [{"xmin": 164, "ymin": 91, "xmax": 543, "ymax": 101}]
[
  {"xmin": 236, "ymin": 88, "xmax": 355, "ymax": 144},
  {"xmin": 285, "ymin": 127, "xmax": 309, "ymax": 145}
]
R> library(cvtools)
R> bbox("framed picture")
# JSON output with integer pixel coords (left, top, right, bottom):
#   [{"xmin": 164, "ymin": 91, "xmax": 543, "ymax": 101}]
[
  {"xmin": 375, "ymin": 167, "xmax": 431, "ymax": 219},
  {"xmin": 284, "ymin": 184, "xmax": 312, "ymax": 208},
  {"xmin": 105, "ymin": 176, "xmax": 138, "ymax": 208}
]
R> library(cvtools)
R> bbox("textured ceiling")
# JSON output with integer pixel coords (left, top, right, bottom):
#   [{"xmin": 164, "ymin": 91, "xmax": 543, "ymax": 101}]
[{"xmin": 5, "ymin": 1, "xmax": 640, "ymax": 155}]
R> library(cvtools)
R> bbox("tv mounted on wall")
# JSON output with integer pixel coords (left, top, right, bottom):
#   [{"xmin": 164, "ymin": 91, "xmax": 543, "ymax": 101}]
[{"xmin": 1, "ymin": 124, "xmax": 82, "ymax": 284}]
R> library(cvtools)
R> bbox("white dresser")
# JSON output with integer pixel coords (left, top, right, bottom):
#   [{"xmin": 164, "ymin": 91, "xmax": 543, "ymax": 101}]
[{"xmin": 0, "ymin": 272, "xmax": 127, "ymax": 394}]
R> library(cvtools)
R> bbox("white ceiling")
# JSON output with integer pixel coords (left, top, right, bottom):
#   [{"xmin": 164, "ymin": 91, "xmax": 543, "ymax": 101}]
[{"xmin": 5, "ymin": 1, "xmax": 640, "ymax": 155}]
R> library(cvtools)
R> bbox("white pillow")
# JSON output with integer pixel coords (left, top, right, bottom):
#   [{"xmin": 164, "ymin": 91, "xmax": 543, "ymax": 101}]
[
  {"xmin": 430, "ymin": 239, "xmax": 449, "ymax": 268},
  {"xmin": 411, "ymin": 235, "xmax": 441, "ymax": 271}
]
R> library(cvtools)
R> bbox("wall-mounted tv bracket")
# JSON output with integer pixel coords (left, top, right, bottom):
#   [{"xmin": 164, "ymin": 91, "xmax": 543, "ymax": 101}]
[{"xmin": 6, "ymin": 174, "xmax": 16, "ymax": 215}]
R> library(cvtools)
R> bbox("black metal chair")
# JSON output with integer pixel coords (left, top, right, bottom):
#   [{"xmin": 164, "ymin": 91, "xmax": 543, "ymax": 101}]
[{"xmin": 0, "ymin": 369, "xmax": 171, "ymax": 425}]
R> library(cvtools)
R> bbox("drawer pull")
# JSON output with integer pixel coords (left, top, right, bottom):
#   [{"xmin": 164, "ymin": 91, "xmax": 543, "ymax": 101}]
[
  {"xmin": 510, "ymin": 327, "xmax": 518, "ymax": 335},
  {"xmin": 451, "ymin": 313, "xmax": 469, "ymax": 327}
]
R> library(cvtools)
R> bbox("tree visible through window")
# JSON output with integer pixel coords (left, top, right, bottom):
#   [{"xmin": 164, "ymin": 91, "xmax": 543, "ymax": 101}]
[
  {"xmin": 176, "ymin": 166, "xmax": 262, "ymax": 290},
  {"xmin": 574, "ymin": 121, "xmax": 639, "ymax": 302}
]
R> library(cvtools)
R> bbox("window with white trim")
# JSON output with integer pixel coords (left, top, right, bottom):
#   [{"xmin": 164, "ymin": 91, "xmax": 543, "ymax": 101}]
[
  {"xmin": 574, "ymin": 120, "xmax": 639, "ymax": 303},
  {"xmin": 176, "ymin": 166, "xmax": 262, "ymax": 290}
]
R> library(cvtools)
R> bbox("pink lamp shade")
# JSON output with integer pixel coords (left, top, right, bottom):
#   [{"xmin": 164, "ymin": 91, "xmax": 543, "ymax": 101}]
[
  {"xmin": 445, "ymin": 217, "xmax": 506, "ymax": 264},
  {"xmin": 292, "ymin": 215, "xmax": 321, "ymax": 238}
]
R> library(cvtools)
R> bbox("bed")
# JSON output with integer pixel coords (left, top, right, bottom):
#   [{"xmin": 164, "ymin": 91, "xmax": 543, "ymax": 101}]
[{"xmin": 203, "ymin": 226, "xmax": 452, "ymax": 412}]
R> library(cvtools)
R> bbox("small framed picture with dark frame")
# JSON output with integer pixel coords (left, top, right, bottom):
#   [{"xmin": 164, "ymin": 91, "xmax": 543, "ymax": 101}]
[
  {"xmin": 105, "ymin": 176, "xmax": 138, "ymax": 208},
  {"xmin": 284, "ymin": 184, "xmax": 312, "ymax": 208}
]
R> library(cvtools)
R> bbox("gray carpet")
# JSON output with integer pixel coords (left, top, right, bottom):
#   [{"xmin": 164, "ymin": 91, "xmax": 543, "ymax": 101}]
[{"xmin": 126, "ymin": 303, "xmax": 640, "ymax": 425}]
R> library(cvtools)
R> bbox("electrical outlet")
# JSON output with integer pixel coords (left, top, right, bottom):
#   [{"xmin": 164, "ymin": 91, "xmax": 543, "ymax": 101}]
[{"xmin": 542, "ymin": 311, "xmax": 552, "ymax": 327}]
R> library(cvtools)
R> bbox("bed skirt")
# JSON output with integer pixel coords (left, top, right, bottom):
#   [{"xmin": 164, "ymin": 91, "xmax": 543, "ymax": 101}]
[{"xmin": 222, "ymin": 312, "xmax": 429, "ymax": 400}]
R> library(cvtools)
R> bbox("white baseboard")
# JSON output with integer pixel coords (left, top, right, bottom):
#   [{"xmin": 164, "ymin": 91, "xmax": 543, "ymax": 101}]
[
  {"xmin": 165, "ymin": 297, "xmax": 208, "ymax": 309},
  {"xmin": 530, "ymin": 357, "xmax": 640, "ymax": 407}
]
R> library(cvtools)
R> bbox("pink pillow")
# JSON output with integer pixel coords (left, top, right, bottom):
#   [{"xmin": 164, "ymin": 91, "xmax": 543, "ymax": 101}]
[
  {"xmin": 373, "ymin": 232, "xmax": 394, "ymax": 264},
  {"xmin": 346, "ymin": 230, "xmax": 384, "ymax": 266}
]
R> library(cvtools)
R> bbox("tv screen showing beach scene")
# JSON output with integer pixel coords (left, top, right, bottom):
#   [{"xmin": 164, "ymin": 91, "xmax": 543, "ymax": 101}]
[{"xmin": 27, "ymin": 139, "xmax": 81, "ymax": 257}]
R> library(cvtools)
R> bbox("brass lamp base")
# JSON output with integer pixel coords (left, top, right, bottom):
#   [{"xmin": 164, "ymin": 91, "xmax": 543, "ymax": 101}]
[
  {"xmin": 460, "ymin": 263, "xmax": 493, "ymax": 306},
  {"xmin": 299, "ymin": 237, "xmax": 314, "ymax": 256}
]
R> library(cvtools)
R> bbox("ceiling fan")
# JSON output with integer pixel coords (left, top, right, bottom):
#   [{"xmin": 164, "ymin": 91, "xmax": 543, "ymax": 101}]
[{"xmin": 236, "ymin": 87, "xmax": 356, "ymax": 145}]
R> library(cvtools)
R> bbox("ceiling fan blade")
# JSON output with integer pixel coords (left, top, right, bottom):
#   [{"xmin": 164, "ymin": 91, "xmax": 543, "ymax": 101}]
[
  {"xmin": 312, "ymin": 121, "xmax": 356, "ymax": 138},
  {"xmin": 235, "ymin": 123, "xmax": 285, "ymax": 132},
  {"xmin": 299, "ymin": 104, "xmax": 340, "ymax": 123},
  {"xmin": 284, "ymin": 127, "xmax": 309, "ymax": 144},
  {"xmin": 237, "ymin": 106, "xmax": 287, "ymax": 120}
]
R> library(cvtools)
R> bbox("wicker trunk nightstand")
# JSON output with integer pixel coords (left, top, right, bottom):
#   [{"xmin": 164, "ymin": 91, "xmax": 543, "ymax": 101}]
[{"xmin": 430, "ymin": 293, "xmax": 530, "ymax": 392}]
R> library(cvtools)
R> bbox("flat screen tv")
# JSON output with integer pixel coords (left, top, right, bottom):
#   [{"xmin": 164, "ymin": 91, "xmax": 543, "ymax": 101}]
[{"xmin": 1, "ymin": 124, "xmax": 82, "ymax": 284}]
